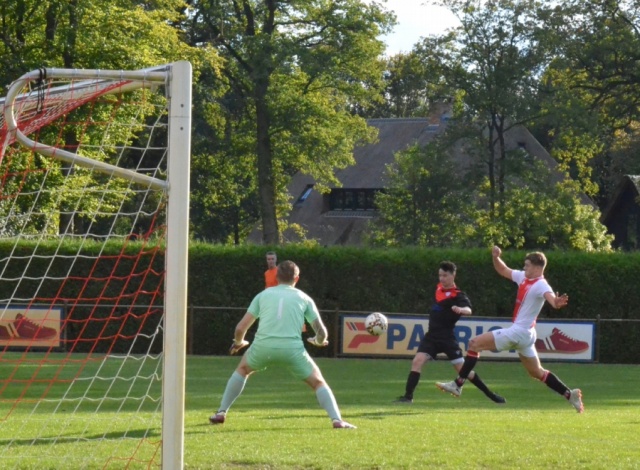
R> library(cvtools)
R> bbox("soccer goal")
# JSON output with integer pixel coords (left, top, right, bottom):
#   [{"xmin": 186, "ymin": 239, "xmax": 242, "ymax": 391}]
[{"xmin": 0, "ymin": 62, "xmax": 191, "ymax": 469}]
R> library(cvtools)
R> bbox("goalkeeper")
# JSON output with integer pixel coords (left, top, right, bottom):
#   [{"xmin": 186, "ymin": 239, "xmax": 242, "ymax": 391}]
[{"xmin": 209, "ymin": 260, "xmax": 356, "ymax": 429}]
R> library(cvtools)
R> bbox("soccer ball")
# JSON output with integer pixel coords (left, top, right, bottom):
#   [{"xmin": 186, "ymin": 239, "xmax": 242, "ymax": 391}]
[{"xmin": 365, "ymin": 312, "xmax": 388, "ymax": 336}]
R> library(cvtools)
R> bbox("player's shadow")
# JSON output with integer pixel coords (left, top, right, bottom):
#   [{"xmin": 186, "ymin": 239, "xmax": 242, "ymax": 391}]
[
  {"xmin": 346, "ymin": 409, "xmax": 420, "ymax": 420},
  {"xmin": 0, "ymin": 428, "xmax": 159, "ymax": 446}
]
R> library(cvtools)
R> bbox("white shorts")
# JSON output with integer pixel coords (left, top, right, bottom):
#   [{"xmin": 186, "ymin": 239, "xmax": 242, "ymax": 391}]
[{"xmin": 491, "ymin": 326, "xmax": 538, "ymax": 358}]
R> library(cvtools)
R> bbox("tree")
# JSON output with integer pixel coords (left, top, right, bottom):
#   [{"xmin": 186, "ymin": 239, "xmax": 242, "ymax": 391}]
[
  {"xmin": 189, "ymin": 78, "xmax": 261, "ymax": 244},
  {"xmin": 470, "ymin": 162, "xmax": 613, "ymax": 250},
  {"xmin": 417, "ymin": 0, "xmax": 555, "ymax": 217},
  {"xmin": 369, "ymin": 0, "xmax": 613, "ymax": 251},
  {"xmin": 185, "ymin": 0, "xmax": 394, "ymax": 243},
  {"xmin": 363, "ymin": 51, "xmax": 446, "ymax": 118},
  {"xmin": 370, "ymin": 136, "xmax": 612, "ymax": 250},
  {"xmin": 367, "ymin": 142, "xmax": 476, "ymax": 246},
  {"xmin": 534, "ymin": 0, "xmax": 640, "ymax": 207},
  {"xmin": 0, "ymin": 0, "xmax": 199, "ymax": 94},
  {"xmin": 547, "ymin": 0, "xmax": 640, "ymax": 127},
  {"xmin": 0, "ymin": 0, "xmax": 209, "ymax": 235}
]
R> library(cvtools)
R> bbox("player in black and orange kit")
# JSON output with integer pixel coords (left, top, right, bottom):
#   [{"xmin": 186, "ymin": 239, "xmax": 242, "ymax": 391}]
[{"xmin": 394, "ymin": 261, "xmax": 505, "ymax": 404}]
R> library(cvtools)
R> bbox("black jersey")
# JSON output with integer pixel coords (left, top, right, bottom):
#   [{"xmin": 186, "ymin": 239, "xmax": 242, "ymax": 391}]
[{"xmin": 426, "ymin": 283, "xmax": 471, "ymax": 339}]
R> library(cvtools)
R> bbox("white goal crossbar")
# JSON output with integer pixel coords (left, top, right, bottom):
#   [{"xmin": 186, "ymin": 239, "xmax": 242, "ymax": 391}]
[{"xmin": 1, "ymin": 66, "xmax": 175, "ymax": 190}]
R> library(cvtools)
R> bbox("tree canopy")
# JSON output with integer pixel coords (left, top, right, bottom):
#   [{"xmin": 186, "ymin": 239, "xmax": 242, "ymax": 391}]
[
  {"xmin": 367, "ymin": 0, "xmax": 619, "ymax": 251},
  {"xmin": 1, "ymin": 0, "xmax": 638, "ymax": 250},
  {"xmin": 0, "ymin": 0, "xmax": 212, "ymax": 235},
  {"xmin": 534, "ymin": 0, "xmax": 640, "ymax": 207},
  {"xmin": 185, "ymin": 0, "xmax": 394, "ymax": 243}
]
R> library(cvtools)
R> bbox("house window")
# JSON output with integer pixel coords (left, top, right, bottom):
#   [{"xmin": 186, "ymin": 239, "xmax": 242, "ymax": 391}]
[
  {"xmin": 328, "ymin": 188, "xmax": 383, "ymax": 211},
  {"xmin": 295, "ymin": 184, "xmax": 314, "ymax": 205}
]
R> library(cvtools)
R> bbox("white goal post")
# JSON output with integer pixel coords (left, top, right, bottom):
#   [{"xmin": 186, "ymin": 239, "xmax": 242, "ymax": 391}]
[{"xmin": 0, "ymin": 61, "xmax": 191, "ymax": 469}]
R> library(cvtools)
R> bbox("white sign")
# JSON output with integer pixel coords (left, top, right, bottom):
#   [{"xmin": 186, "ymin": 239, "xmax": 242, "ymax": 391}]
[{"xmin": 341, "ymin": 315, "xmax": 595, "ymax": 361}]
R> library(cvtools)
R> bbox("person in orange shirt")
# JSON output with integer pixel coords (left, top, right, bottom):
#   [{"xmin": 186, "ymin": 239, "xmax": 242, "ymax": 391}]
[{"xmin": 264, "ymin": 252, "xmax": 278, "ymax": 288}]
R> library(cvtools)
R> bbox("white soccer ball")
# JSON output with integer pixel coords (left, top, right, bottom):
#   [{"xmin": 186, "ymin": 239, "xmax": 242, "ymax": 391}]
[{"xmin": 365, "ymin": 312, "xmax": 388, "ymax": 336}]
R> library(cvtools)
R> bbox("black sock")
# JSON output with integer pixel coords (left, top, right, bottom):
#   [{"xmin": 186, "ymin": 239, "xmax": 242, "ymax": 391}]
[
  {"xmin": 404, "ymin": 371, "xmax": 420, "ymax": 399},
  {"xmin": 455, "ymin": 352, "xmax": 479, "ymax": 387},
  {"xmin": 469, "ymin": 373, "xmax": 491, "ymax": 396},
  {"xmin": 542, "ymin": 370, "xmax": 570, "ymax": 397}
]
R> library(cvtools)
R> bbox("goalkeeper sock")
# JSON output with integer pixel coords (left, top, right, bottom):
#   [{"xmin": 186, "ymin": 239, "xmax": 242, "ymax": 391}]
[
  {"xmin": 455, "ymin": 351, "xmax": 479, "ymax": 387},
  {"xmin": 404, "ymin": 371, "xmax": 421, "ymax": 400},
  {"xmin": 316, "ymin": 385, "xmax": 341, "ymax": 421},
  {"xmin": 218, "ymin": 371, "xmax": 247, "ymax": 413},
  {"xmin": 541, "ymin": 370, "xmax": 570, "ymax": 397}
]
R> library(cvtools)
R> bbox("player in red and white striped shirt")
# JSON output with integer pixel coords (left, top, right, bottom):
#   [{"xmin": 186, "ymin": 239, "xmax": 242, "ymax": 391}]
[{"xmin": 436, "ymin": 246, "xmax": 584, "ymax": 413}]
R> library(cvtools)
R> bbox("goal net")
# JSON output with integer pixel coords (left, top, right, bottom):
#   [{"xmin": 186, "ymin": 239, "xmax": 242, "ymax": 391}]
[{"xmin": 0, "ymin": 62, "xmax": 191, "ymax": 469}]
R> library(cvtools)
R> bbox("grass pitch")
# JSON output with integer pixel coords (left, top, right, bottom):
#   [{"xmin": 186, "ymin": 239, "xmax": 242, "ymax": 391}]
[
  {"xmin": 189, "ymin": 357, "xmax": 640, "ymax": 469},
  {"xmin": 1, "ymin": 355, "xmax": 639, "ymax": 468}
]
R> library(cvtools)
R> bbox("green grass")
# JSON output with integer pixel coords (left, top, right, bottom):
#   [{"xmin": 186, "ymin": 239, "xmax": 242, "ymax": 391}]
[{"xmin": 2, "ymin": 355, "xmax": 640, "ymax": 468}]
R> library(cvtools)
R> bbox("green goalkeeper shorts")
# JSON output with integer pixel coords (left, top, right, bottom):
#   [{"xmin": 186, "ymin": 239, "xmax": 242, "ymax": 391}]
[{"xmin": 246, "ymin": 343, "xmax": 315, "ymax": 380}]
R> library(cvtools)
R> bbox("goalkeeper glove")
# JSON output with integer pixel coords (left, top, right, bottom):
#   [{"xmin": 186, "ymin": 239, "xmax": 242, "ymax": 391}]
[
  {"xmin": 306, "ymin": 336, "xmax": 329, "ymax": 347},
  {"xmin": 229, "ymin": 340, "xmax": 249, "ymax": 355}
]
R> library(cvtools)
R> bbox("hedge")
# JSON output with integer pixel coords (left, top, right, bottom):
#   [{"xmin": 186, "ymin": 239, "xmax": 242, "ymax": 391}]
[
  {"xmin": 2, "ymin": 241, "xmax": 639, "ymax": 362},
  {"xmin": 188, "ymin": 244, "xmax": 640, "ymax": 320}
]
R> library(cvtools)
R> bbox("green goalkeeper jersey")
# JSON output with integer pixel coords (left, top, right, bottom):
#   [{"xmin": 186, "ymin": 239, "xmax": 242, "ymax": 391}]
[{"xmin": 248, "ymin": 284, "xmax": 319, "ymax": 348}]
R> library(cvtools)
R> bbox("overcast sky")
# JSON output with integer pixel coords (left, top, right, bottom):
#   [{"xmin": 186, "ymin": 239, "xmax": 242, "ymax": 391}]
[{"xmin": 376, "ymin": 1, "xmax": 459, "ymax": 55}]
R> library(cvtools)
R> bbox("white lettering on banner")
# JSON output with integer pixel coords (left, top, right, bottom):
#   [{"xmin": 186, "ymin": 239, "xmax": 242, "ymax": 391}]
[{"xmin": 340, "ymin": 315, "xmax": 595, "ymax": 361}]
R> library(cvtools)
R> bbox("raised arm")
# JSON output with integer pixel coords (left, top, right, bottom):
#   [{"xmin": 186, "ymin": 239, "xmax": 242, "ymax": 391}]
[
  {"xmin": 492, "ymin": 245, "xmax": 513, "ymax": 280},
  {"xmin": 544, "ymin": 291, "xmax": 569, "ymax": 309}
]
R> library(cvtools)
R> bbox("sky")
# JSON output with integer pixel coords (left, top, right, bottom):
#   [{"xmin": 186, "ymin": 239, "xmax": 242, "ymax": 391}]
[{"xmin": 376, "ymin": 1, "xmax": 459, "ymax": 55}]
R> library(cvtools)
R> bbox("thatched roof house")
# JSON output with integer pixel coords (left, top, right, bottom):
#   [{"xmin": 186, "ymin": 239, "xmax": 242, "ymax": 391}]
[
  {"xmin": 266, "ymin": 117, "xmax": 445, "ymax": 246},
  {"xmin": 250, "ymin": 113, "xmax": 594, "ymax": 246}
]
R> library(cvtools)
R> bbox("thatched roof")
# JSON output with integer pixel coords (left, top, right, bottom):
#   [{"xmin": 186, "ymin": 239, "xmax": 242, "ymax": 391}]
[
  {"xmin": 334, "ymin": 118, "xmax": 444, "ymax": 187},
  {"xmin": 250, "ymin": 115, "xmax": 595, "ymax": 246},
  {"xmin": 278, "ymin": 118, "xmax": 445, "ymax": 245}
]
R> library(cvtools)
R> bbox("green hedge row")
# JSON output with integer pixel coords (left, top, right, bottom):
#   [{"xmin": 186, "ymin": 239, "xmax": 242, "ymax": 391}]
[
  {"xmin": 2, "ymin": 241, "xmax": 639, "ymax": 362},
  {"xmin": 189, "ymin": 244, "xmax": 640, "ymax": 320},
  {"xmin": 189, "ymin": 245, "xmax": 640, "ymax": 363}
]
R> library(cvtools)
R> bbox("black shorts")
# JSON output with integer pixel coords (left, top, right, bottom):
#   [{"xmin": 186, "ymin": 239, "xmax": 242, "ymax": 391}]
[{"xmin": 417, "ymin": 335, "xmax": 463, "ymax": 362}]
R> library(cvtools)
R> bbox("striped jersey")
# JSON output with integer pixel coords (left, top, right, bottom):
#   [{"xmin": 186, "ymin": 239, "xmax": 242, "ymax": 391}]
[{"xmin": 510, "ymin": 270, "xmax": 552, "ymax": 329}]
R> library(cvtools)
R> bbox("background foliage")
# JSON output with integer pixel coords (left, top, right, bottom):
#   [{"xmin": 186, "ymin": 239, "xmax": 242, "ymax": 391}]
[
  {"xmin": 2, "ymin": 0, "xmax": 640, "ymax": 246},
  {"xmin": 3, "ymin": 241, "xmax": 638, "ymax": 362}
]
